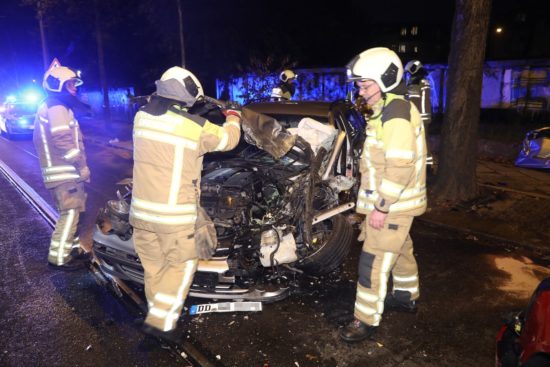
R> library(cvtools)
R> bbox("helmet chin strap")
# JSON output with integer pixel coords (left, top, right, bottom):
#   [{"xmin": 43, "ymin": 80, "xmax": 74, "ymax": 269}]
[{"xmin": 369, "ymin": 93, "xmax": 387, "ymax": 120}]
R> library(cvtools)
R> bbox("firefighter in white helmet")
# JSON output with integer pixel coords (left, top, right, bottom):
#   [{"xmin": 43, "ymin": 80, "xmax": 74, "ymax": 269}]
[
  {"xmin": 340, "ymin": 48, "xmax": 427, "ymax": 342},
  {"xmin": 271, "ymin": 69, "xmax": 297, "ymax": 101},
  {"xmin": 33, "ymin": 58, "xmax": 91, "ymax": 270},
  {"xmin": 130, "ymin": 66, "xmax": 241, "ymax": 340}
]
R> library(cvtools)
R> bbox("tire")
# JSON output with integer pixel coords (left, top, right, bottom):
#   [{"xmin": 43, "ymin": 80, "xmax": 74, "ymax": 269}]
[
  {"xmin": 298, "ymin": 214, "xmax": 353, "ymax": 275},
  {"xmin": 522, "ymin": 354, "xmax": 550, "ymax": 367}
]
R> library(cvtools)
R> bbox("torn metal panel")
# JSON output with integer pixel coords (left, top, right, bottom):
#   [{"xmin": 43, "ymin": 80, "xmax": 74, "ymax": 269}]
[{"xmin": 241, "ymin": 107, "xmax": 296, "ymax": 159}]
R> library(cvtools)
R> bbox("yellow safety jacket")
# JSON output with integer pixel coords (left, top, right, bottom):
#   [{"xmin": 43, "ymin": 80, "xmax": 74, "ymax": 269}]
[
  {"xmin": 356, "ymin": 93, "xmax": 427, "ymax": 216},
  {"xmin": 129, "ymin": 106, "xmax": 241, "ymax": 233},
  {"xmin": 33, "ymin": 99, "xmax": 89, "ymax": 189}
]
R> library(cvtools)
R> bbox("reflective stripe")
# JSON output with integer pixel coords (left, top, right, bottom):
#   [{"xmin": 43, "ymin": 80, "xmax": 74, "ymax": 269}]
[
  {"xmin": 225, "ymin": 121, "xmax": 241, "ymax": 130},
  {"xmin": 163, "ymin": 259, "xmax": 197, "ymax": 331},
  {"xmin": 213, "ymin": 131, "xmax": 229, "ymax": 151},
  {"xmin": 44, "ymin": 173, "xmax": 80, "ymax": 182},
  {"xmin": 154, "ymin": 293, "xmax": 178, "ymax": 305},
  {"xmin": 354, "ymin": 302, "xmax": 377, "ymax": 315},
  {"xmin": 134, "ymin": 129, "xmax": 198, "ymax": 150},
  {"xmin": 394, "ymin": 286, "xmax": 419, "ymax": 293},
  {"xmin": 50, "ymin": 125, "xmax": 71, "ymax": 133},
  {"xmin": 39, "ymin": 116, "xmax": 49, "ymax": 123},
  {"xmin": 136, "ymin": 116, "xmax": 178, "ymax": 134},
  {"xmin": 132, "ymin": 197, "xmax": 196, "ymax": 214},
  {"xmin": 57, "ymin": 209, "xmax": 75, "ymax": 265},
  {"xmin": 39, "ymin": 123, "xmax": 52, "ymax": 167},
  {"xmin": 149, "ymin": 307, "xmax": 169, "ymax": 319},
  {"xmin": 42, "ymin": 165, "xmax": 77, "ymax": 174},
  {"xmin": 357, "ymin": 196, "xmax": 426, "ymax": 213},
  {"xmin": 393, "ymin": 274, "xmax": 418, "ymax": 282},
  {"xmin": 168, "ymin": 146, "xmax": 184, "ymax": 205},
  {"xmin": 130, "ymin": 208, "xmax": 197, "ymax": 225},
  {"xmin": 64, "ymin": 148, "xmax": 80, "ymax": 160},
  {"xmin": 356, "ymin": 289, "xmax": 379, "ymax": 303},
  {"xmin": 386, "ymin": 149, "xmax": 414, "ymax": 160},
  {"xmin": 379, "ymin": 178, "xmax": 405, "ymax": 197}
]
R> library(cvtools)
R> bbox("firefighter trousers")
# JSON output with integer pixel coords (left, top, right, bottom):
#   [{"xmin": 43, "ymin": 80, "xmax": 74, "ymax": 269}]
[
  {"xmin": 354, "ymin": 214, "xmax": 419, "ymax": 326},
  {"xmin": 48, "ymin": 182, "xmax": 86, "ymax": 266},
  {"xmin": 134, "ymin": 227, "xmax": 198, "ymax": 332}
]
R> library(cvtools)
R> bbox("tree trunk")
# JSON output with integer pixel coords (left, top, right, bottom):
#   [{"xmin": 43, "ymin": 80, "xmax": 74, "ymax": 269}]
[
  {"xmin": 432, "ymin": 0, "xmax": 492, "ymax": 203},
  {"xmin": 38, "ymin": 14, "xmax": 49, "ymax": 71},
  {"xmin": 94, "ymin": 0, "xmax": 110, "ymax": 121},
  {"xmin": 176, "ymin": 0, "xmax": 186, "ymax": 68}
]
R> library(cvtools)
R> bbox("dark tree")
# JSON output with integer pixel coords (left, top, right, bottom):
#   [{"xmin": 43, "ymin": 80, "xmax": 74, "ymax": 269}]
[{"xmin": 433, "ymin": 0, "xmax": 492, "ymax": 202}]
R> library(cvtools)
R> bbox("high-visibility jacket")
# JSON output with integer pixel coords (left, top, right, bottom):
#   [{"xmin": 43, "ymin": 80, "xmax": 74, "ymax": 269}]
[
  {"xmin": 356, "ymin": 93, "xmax": 427, "ymax": 216},
  {"xmin": 129, "ymin": 106, "xmax": 241, "ymax": 234},
  {"xmin": 33, "ymin": 98, "xmax": 89, "ymax": 189},
  {"xmin": 406, "ymin": 77, "xmax": 432, "ymax": 126}
]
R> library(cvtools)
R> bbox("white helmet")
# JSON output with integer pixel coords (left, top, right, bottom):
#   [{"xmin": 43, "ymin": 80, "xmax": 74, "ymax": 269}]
[
  {"xmin": 43, "ymin": 58, "xmax": 83, "ymax": 93},
  {"xmin": 280, "ymin": 69, "xmax": 297, "ymax": 83},
  {"xmin": 156, "ymin": 66, "xmax": 204, "ymax": 107},
  {"xmin": 346, "ymin": 47, "xmax": 403, "ymax": 92},
  {"xmin": 405, "ymin": 60, "xmax": 423, "ymax": 75}
]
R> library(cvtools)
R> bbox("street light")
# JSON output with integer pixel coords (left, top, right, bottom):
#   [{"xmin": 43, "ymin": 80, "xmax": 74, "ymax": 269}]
[{"xmin": 496, "ymin": 27, "xmax": 503, "ymax": 34}]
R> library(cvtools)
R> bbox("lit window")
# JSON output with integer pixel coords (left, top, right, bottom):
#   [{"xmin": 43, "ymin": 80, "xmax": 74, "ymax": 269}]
[
  {"xmin": 411, "ymin": 26, "xmax": 418, "ymax": 35},
  {"xmin": 414, "ymin": 46, "xmax": 419, "ymax": 53},
  {"xmin": 401, "ymin": 27, "xmax": 407, "ymax": 36},
  {"xmin": 399, "ymin": 44, "xmax": 406, "ymax": 53}
]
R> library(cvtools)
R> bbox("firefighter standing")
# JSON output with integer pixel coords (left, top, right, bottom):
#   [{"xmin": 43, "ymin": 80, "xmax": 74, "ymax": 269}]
[
  {"xmin": 340, "ymin": 48, "xmax": 427, "ymax": 342},
  {"xmin": 33, "ymin": 59, "xmax": 90, "ymax": 270},
  {"xmin": 129, "ymin": 67, "xmax": 241, "ymax": 339},
  {"xmin": 271, "ymin": 69, "xmax": 297, "ymax": 101},
  {"xmin": 405, "ymin": 60, "xmax": 433, "ymax": 167}
]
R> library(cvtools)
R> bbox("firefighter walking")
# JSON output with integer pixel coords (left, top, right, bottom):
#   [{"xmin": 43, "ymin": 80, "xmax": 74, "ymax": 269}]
[
  {"xmin": 129, "ymin": 67, "xmax": 241, "ymax": 339},
  {"xmin": 33, "ymin": 59, "xmax": 90, "ymax": 270},
  {"xmin": 340, "ymin": 48, "xmax": 427, "ymax": 342}
]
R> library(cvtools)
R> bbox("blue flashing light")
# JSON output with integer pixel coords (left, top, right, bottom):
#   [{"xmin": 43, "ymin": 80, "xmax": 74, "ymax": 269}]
[
  {"xmin": 18, "ymin": 118, "xmax": 29, "ymax": 126},
  {"xmin": 23, "ymin": 89, "xmax": 42, "ymax": 104}
]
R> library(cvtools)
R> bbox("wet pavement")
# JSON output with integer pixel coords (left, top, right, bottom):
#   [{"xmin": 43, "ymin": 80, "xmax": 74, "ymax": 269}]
[{"xmin": 1, "ymin": 121, "xmax": 550, "ymax": 366}]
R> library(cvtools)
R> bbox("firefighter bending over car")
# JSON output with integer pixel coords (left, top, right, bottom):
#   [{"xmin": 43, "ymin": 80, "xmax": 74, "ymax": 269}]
[
  {"xmin": 33, "ymin": 58, "xmax": 91, "ymax": 271},
  {"xmin": 340, "ymin": 48, "xmax": 427, "ymax": 343},
  {"xmin": 129, "ymin": 67, "xmax": 241, "ymax": 340}
]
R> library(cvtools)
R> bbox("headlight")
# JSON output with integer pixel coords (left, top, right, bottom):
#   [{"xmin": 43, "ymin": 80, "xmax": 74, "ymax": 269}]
[
  {"xmin": 260, "ymin": 229, "xmax": 280, "ymax": 247},
  {"xmin": 17, "ymin": 118, "xmax": 28, "ymax": 126}
]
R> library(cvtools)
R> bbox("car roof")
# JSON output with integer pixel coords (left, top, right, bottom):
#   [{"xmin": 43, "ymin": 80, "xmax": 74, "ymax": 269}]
[{"xmin": 245, "ymin": 101, "xmax": 332, "ymax": 118}]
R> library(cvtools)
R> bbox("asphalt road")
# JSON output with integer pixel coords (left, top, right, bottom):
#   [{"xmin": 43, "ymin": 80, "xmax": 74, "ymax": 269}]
[{"xmin": 1, "ymin": 132, "xmax": 550, "ymax": 366}]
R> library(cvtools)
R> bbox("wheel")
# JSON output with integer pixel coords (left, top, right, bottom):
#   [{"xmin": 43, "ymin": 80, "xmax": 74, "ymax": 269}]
[{"xmin": 298, "ymin": 214, "xmax": 353, "ymax": 275}]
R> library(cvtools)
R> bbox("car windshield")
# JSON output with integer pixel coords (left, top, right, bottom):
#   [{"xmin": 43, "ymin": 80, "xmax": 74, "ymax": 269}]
[{"xmin": 6, "ymin": 103, "xmax": 36, "ymax": 115}]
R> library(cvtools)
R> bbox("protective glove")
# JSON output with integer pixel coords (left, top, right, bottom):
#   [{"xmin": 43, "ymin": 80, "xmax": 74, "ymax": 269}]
[
  {"xmin": 357, "ymin": 219, "xmax": 367, "ymax": 242},
  {"xmin": 222, "ymin": 108, "xmax": 242, "ymax": 119},
  {"xmin": 194, "ymin": 207, "xmax": 217, "ymax": 260},
  {"xmin": 79, "ymin": 166, "xmax": 91, "ymax": 183}
]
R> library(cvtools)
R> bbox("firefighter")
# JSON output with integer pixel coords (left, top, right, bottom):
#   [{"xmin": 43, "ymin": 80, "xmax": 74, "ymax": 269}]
[
  {"xmin": 340, "ymin": 48, "xmax": 427, "ymax": 343},
  {"xmin": 271, "ymin": 69, "xmax": 297, "ymax": 101},
  {"xmin": 130, "ymin": 67, "xmax": 241, "ymax": 339},
  {"xmin": 405, "ymin": 60, "xmax": 433, "ymax": 167},
  {"xmin": 33, "ymin": 58, "xmax": 90, "ymax": 270}
]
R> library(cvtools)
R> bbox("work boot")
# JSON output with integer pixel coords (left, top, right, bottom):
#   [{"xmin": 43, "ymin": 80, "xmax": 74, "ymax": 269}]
[
  {"xmin": 339, "ymin": 319, "xmax": 377, "ymax": 343},
  {"xmin": 141, "ymin": 323, "xmax": 183, "ymax": 344},
  {"xmin": 384, "ymin": 293, "xmax": 418, "ymax": 313},
  {"xmin": 70, "ymin": 247, "xmax": 92, "ymax": 261},
  {"xmin": 47, "ymin": 256, "xmax": 85, "ymax": 271}
]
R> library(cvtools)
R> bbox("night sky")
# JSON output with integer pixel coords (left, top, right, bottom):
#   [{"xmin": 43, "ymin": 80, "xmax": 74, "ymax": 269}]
[{"xmin": 0, "ymin": 0, "xmax": 547, "ymax": 96}]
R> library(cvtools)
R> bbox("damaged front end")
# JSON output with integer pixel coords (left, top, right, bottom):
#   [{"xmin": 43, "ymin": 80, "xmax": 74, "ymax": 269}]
[{"xmin": 92, "ymin": 102, "xmax": 364, "ymax": 302}]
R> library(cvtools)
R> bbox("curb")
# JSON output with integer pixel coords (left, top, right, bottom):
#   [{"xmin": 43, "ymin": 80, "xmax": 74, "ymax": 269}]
[{"xmin": 416, "ymin": 216, "xmax": 550, "ymax": 255}]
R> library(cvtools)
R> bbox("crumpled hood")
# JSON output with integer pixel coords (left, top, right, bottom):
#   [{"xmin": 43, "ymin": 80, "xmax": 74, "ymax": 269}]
[{"xmin": 241, "ymin": 107, "xmax": 297, "ymax": 159}]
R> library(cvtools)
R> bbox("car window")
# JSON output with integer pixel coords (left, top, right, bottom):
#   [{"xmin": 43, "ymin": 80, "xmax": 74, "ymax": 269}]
[{"xmin": 262, "ymin": 114, "xmax": 329, "ymax": 129}]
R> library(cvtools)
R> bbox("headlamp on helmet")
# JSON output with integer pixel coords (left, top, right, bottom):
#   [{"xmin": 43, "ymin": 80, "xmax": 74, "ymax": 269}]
[{"xmin": 280, "ymin": 69, "xmax": 297, "ymax": 83}]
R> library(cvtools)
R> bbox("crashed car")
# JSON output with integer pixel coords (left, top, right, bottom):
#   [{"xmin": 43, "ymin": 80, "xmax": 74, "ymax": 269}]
[
  {"xmin": 92, "ymin": 100, "xmax": 366, "ymax": 302},
  {"xmin": 515, "ymin": 127, "xmax": 550, "ymax": 169},
  {"xmin": 496, "ymin": 277, "xmax": 550, "ymax": 367},
  {"xmin": 0, "ymin": 101, "xmax": 36, "ymax": 138}
]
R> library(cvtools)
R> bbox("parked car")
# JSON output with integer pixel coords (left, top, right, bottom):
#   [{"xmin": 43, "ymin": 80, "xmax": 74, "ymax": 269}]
[
  {"xmin": 515, "ymin": 127, "xmax": 550, "ymax": 170},
  {"xmin": 92, "ymin": 99, "xmax": 367, "ymax": 302},
  {"xmin": 496, "ymin": 277, "xmax": 550, "ymax": 366},
  {"xmin": 0, "ymin": 101, "xmax": 36, "ymax": 139}
]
